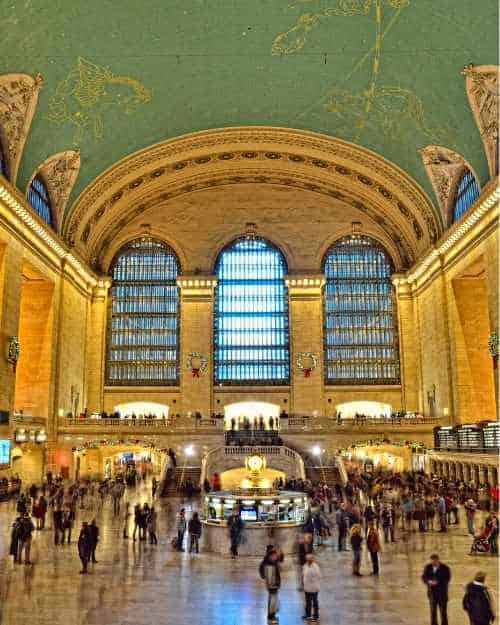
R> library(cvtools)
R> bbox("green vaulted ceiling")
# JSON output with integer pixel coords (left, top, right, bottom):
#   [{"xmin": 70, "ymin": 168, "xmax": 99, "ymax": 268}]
[{"xmin": 1, "ymin": 0, "xmax": 498, "ymax": 215}]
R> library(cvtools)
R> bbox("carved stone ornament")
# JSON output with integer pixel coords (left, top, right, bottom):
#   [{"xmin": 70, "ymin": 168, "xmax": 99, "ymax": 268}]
[
  {"xmin": 420, "ymin": 145, "xmax": 479, "ymax": 223},
  {"xmin": 462, "ymin": 64, "xmax": 499, "ymax": 176},
  {"xmin": 6, "ymin": 336, "xmax": 20, "ymax": 371},
  {"xmin": 27, "ymin": 150, "xmax": 81, "ymax": 232},
  {"xmin": 0, "ymin": 73, "xmax": 43, "ymax": 183}
]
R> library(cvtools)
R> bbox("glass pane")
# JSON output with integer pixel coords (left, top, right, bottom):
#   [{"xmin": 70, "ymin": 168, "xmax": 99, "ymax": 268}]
[
  {"xmin": 453, "ymin": 170, "xmax": 479, "ymax": 222},
  {"xmin": 323, "ymin": 235, "xmax": 400, "ymax": 385},
  {"xmin": 27, "ymin": 174, "xmax": 52, "ymax": 227},
  {"xmin": 214, "ymin": 237, "xmax": 290, "ymax": 385},
  {"xmin": 106, "ymin": 238, "xmax": 180, "ymax": 385}
]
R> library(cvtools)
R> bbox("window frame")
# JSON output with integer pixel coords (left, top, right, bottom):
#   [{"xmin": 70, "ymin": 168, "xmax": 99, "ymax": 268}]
[
  {"xmin": 105, "ymin": 237, "xmax": 181, "ymax": 387},
  {"xmin": 213, "ymin": 235, "xmax": 291, "ymax": 386},
  {"xmin": 322, "ymin": 234, "xmax": 400, "ymax": 386}
]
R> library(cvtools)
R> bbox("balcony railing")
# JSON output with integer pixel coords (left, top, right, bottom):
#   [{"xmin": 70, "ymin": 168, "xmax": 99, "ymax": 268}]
[{"xmin": 58, "ymin": 414, "xmax": 439, "ymax": 434}]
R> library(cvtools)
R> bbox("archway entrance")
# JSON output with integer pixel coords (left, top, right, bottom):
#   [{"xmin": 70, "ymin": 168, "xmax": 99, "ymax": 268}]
[
  {"xmin": 335, "ymin": 401, "xmax": 392, "ymax": 419},
  {"xmin": 224, "ymin": 401, "xmax": 280, "ymax": 430}
]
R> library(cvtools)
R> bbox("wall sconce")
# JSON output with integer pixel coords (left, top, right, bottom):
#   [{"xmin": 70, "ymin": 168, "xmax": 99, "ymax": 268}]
[
  {"xmin": 6, "ymin": 336, "xmax": 20, "ymax": 371},
  {"xmin": 15, "ymin": 429, "xmax": 27, "ymax": 443},
  {"xmin": 35, "ymin": 430, "xmax": 47, "ymax": 443}
]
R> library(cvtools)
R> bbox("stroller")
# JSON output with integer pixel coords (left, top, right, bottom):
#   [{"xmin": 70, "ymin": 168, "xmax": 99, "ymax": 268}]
[{"xmin": 469, "ymin": 527, "xmax": 492, "ymax": 554}]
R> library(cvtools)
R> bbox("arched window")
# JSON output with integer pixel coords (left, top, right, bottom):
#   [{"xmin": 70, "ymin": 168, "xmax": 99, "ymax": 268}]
[
  {"xmin": 214, "ymin": 236, "xmax": 290, "ymax": 385},
  {"xmin": 323, "ymin": 235, "xmax": 400, "ymax": 385},
  {"xmin": 452, "ymin": 169, "xmax": 479, "ymax": 222},
  {"xmin": 27, "ymin": 174, "xmax": 53, "ymax": 226},
  {"xmin": 106, "ymin": 238, "xmax": 180, "ymax": 385}
]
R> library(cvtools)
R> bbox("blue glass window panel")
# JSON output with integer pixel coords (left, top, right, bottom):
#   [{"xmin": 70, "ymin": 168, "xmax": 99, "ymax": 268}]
[
  {"xmin": 214, "ymin": 237, "xmax": 290, "ymax": 385},
  {"xmin": 323, "ymin": 235, "xmax": 400, "ymax": 385},
  {"xmin": 27, "ymin": 175, "xmax": 53, "ymax": 226},
  {"xmin": 106, "ymin": 238, "xmax": 180, "ymax": 385},
  {"xmin": 453, "ymin": 170, "xmax": 479, "ymax": 223}
]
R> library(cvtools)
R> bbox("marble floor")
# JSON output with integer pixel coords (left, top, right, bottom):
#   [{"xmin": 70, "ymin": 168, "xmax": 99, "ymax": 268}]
[{"xmin": 0, "ymin": 486, "xmax": 497, "ymax": 625}]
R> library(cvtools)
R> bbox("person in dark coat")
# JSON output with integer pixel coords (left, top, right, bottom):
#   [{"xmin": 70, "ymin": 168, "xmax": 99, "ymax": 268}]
[
  {"xmin": 88, "ymin": 519, "xmax": 99, "ymax": 563},
  {"xmin": 422, "ymin": 554, "xmax": 451, "ymax": 625},
  {"xmin": 462, "ymin": 572, "xmax": 495, "ymax": 625},
  {"xmin": 188, "ymin": 511, "xmax": 202, "ymax": 553},
  {"xmin": 78, "ymin": 522, "xmax": 92, "ymax": 574},
  {"xmin": 9, "ymin": 516, "xmax": 23, "ymax": 563},
  {"xmin": 227, "ymin": 509, "xmax": 244, "ymax": 558}
]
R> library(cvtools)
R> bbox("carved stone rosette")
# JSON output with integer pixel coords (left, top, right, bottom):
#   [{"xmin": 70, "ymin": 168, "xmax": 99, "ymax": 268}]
[
  {"xmin": 420, "ymin": 145, "xmax": 479, "ymax": 224},
  {"xmin": 27, "ymin": 150, "xmax": 81, "ymax": 232},
  {"xmin": 0, "ymin": 73, "xmax": 43, "ymax": 183},
  {"xmin": 462, "ymin": 64, "xmax": 499, "ymax": 176}
]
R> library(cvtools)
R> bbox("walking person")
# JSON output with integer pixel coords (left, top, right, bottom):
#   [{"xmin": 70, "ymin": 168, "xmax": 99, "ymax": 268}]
[
  {"xmin": 112, "ymin": 480, "xmax": 125, "ymax": 516},
  {"xmin": 122, "ymin": 502, "xmax": 131, "ymax": 539},
  {"xmin": 147, "ymin": 506, "xmax": 158, "ymax": 545},
  {"xmin": 9, "ymin": 516, "xmax": 23, "ymax": 564},
  {"xmin": 188, "ymin": 511, "xmax": 202, "ymax": 553},
  {"xmin": 77, "ymin": 521, "xmax": 92, "ymax": 574},
  {"xmin": 462, "ymin": 572, "xmax": 495, "ymax": 625},
  {"xmin": 366, "ymin": 520, "xmax": 381, "ymax": 576},
  {"xmin": 350, "ymin": 524, "xmax": 363, "ymax": 576},
  {"xmin": 132, "ymin": 504, "xmax": 142, "ymax": 541},
  {"xmin": 53, "ymin": 505, "xmax": 64, "ymax": 545},
  {"xmin": 437, "ymin": 495, "xmax": 447, "ymax": 533},
  {"xmin": 464, "ymin": 499, "xmax": 477, "ymax": 536},
  {"xmin": 17, "ymin": 512, "xmax": 34, "ymax": 564},
  {"xmin": 302, "ymin": 553, "xmax": 321, "ymax": 622},
  {"xmin": 336, "ymin": 504, "xmax": 348, "ymax": 552},
  {"xmin": 88, "ymin": 519, "xmax": 99, "ymax": 563},
  {"xmin": 227, "ymin": 508, "xmax": 244, "ymax": 558},
  {"xmin": 422, "ymin": 553, "xmax": 451, "ymax": 625},
  {"xmin": 381, "ymin": 504, "xmax": 395, "ymax": 542},
  {"xmin": 62, "ymin": 505, "xmax": 75, "ymax": 544},
  {"xmin": 176, "ymin": 508, "xmax": 187, "ymax": 551},
  {"xmin": 259, "ymin": 547, "xmax": 284, "ymax": 624}
]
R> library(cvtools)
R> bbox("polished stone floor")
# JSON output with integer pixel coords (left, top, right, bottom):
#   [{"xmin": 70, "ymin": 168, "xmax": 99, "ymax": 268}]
[{"xmin": 0, "ymin": 485, "xmax": 497, "ymax": 625}]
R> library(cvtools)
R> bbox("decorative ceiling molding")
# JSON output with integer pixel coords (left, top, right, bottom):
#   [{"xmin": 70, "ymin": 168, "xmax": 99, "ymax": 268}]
[
  {"xmin": 92, "ymin": 169, "xmax": 413, "ymax": 273},
  {"xmin": 462, "ymin": 64, "xmax": 499, "ymax": 177},
  {"xmin": 26, "ymin": 150, "xmax": 81, "ymax": 233},
  {"xmin": 420, "ymin": 145, "xmax": 480, "ymax": 224},
  {"xmin": 0, "ymin": 73, "xmax": 43, "ymax": 183},
  {"xmin": 64, "ymin": 127, "xmax": 441, "ymax": 266}
]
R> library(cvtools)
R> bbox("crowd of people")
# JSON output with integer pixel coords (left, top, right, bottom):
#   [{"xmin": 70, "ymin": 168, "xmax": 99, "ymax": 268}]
[{"xmin": 1, "ymin": 462, "xmax": 498, "ymax": 624}]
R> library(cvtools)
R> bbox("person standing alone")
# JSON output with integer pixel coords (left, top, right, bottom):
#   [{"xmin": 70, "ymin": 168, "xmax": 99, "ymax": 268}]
[
  {"xmin": 462, "ymin": 571, "xmax": 495, "ymax": 625},
  {"xmin": 366, "ymin": 520, "xmax": 381, "ymax": 576},
  {"xmin": 302, "ymin": 553, "xmax": 321, "ymax": 622},
  {"xmin": 422, "ymin": 553, "xmax": 451, "ymax": 625},
  {"xmin": 259, "ymin": 548, "xmax": 284, "ymax": 624}
]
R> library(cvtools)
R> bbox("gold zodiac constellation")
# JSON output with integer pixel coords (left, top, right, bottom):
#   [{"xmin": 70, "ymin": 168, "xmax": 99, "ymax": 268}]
[
  {"xmin": 46, "ymin": 57, "xmax": 152, "ymax": 144},
  {"xmin": 272, "ymin": 0, "xmax": 448, "ymax": 144}
]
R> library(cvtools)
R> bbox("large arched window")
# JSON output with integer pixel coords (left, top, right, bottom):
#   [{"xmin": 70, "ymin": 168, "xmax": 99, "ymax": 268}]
[
  {"xmin": 214, "ymin": 236, "xmax": 290, "ymax": 385},
  {"xmin": 452, "ymin": 169, "xmax": 479, "ymax": 223},
  {"xmin": 106, "ymin": 238, "xmax": 180, "ymax": 385},
  {"xmin": 323, "ymin": 235, "xmax": 400, "ymax": 385},
  {"xmin": 27, "ymin": 174, "xmax": 53, "ymax": 227}
]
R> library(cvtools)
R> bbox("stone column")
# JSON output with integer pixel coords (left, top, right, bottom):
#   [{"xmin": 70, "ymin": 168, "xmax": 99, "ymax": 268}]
[
  {"xmin": 177, "ymin": 276, "xmax": 216, "ymax": 416},
  {"xmin": 392, "ymin": 276, "xmax": 420, "ymax": 412},
  {"xmin": 85, "ymin": 279, "xmax": 111, "ymax": 413},
  {"xmin": 0, "ymin": 240, "xmax": 23, "ymax": 413},
  {"xmin": 286, "ymin": 275, "xmax": 325, "ymax": 416}
]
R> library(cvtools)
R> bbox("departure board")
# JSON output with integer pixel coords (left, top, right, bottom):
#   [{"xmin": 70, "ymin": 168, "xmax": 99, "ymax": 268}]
[
  {"xmin": 435, "ymin": 427, "xmax": 458, "ymax": 449},
  {"xmin": 482, "ymin": 422, "xmax": 500, "ymax": 449},
  {"xmin": 457, "ymin": 425, "xmax": 482, "ymax": 450}
]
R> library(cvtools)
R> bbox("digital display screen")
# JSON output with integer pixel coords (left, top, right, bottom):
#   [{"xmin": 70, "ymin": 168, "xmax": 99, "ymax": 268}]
[
  {"xmin": 241, "ymin": 509, "xmax": 257, "ymax": 521},
  {"xmin": 0, "ymin": 439, "xmax": 11, "ymax": 464}
]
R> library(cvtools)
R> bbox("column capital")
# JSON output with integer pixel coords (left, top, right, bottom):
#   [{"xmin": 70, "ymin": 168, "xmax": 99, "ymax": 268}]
[
  {"xmin": 177, "ymin": 275, "xmax": 217, "ymax": 301},
  {"xmin": 285, "ymin": 274, "xmax": 325, "ymax": 299},
  {"xmin": 92, "ymin": 277, "xmax": 111, "ymax": 301}
]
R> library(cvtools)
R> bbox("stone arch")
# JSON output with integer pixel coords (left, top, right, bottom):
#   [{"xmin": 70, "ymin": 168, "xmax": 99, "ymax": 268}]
[{"xmin": 63, "ymin": 127, "xmax": 441, "ymax": 272}]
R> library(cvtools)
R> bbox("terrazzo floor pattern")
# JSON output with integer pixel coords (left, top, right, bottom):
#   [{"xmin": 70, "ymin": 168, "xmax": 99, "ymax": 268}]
[{"xmin": 0, "ymin": 485, "xmax": 497, "ymax": 625}]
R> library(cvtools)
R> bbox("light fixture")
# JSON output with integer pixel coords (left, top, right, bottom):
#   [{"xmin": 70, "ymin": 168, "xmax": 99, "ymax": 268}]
[
  {"xmin": 312, "ymin": 445, "xmax": 322, "ymax": 457},
  {"xmin": 184, "ymin": 445, "xmax": 194, "ymax": 456}
]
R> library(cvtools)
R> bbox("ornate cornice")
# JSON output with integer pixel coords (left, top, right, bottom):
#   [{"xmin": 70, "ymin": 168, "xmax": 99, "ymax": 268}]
[
  {"xmin": 64, "ymin": 127, "xmax": 441, "ymax": 266},
  {"xmin": 462, "ymin": 64, "xmax": 499, "ymax": 177},
  {"xmin": 26, "ymin": 150, "xmax": 81, "ymax": 233},
  {"xmin": 0, "ymin": 73, "xmax": 43, "ymax": 183}
]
